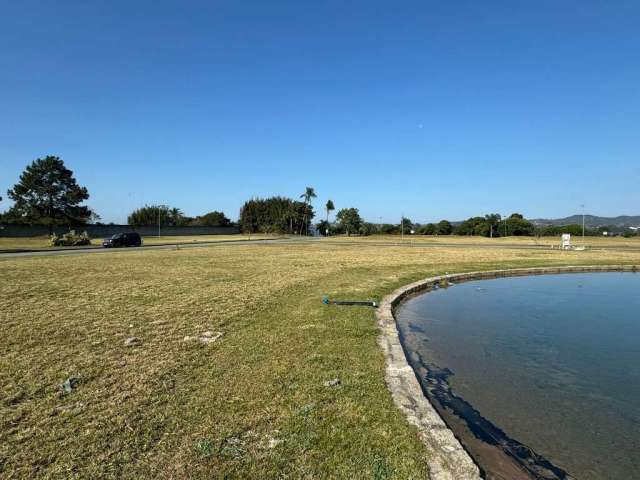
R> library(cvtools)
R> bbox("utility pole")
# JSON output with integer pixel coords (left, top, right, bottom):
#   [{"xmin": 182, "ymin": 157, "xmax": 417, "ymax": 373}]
[
  {"xmin": 401, "ymin": 214, "xmax": 404, "ymax": 241},
  {"xmin": 581, "ymin": 204, "xmax": 585, "ymax": 243},
  {"xmin": 158, "ymin": 206, "xmax": 161, "ymax": 238}
]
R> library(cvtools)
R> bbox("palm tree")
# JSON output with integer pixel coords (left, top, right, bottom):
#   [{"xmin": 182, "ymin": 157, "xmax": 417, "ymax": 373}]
[
  {"xmin": 325, "ymin": 199, "xmax": 335, "ymax": 223},
  {"xmin": 169, "ymin": 207, "xmax": 184, "ymax": 226},
  {"xmin": 299, "ymin": 187, "xmax": 316, "ymax": 235}
]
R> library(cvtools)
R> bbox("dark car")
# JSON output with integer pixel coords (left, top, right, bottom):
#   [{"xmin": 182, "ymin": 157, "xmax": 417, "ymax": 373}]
[{"xmin": 102, "ymin": 232, "xmax": 142, "ymax": 248}]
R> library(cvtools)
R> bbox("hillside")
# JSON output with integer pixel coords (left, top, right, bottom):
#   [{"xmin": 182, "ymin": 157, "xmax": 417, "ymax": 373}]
[{"xmin": 532, "ymin": 215, "xmax": 640, "ymax": 228}]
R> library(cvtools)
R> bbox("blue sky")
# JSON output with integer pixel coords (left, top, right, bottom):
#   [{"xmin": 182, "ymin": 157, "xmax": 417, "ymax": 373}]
[{"xmin": 1, "ymin": 1, "xmax": 638, "ymax": 223}]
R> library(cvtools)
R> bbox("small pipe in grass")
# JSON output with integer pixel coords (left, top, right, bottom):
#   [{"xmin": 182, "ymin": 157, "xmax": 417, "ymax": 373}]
[{"xmin": 322, "ymin": 296, "xmax": 378, "ymax": 307}]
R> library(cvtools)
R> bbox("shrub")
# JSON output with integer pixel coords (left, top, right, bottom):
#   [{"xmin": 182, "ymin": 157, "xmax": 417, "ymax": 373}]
[
  {"xmin": 359, "ymin": 222, "xmax": 376, "ymax": 236},
  {"xmin": 50, "ymin": 230, "xmax": 91, "ymax": 247},
  {"xmin": 417, "ymin": 223, "xmax": 436, "ymax": 235}
]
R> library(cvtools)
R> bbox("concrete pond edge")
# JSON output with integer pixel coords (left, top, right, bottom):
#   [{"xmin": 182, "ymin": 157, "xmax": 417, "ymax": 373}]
[{"xmin": 376, "ymin": 264, "xmax": 639, "ymax": 480}]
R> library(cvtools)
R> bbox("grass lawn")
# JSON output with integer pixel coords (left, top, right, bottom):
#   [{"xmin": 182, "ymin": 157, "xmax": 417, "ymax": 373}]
[
  {"xmin": 2, "ymin": 240, "xmax": 640, "ymax": 478},
  {"xmin": 325, "ymin": 234, "xmax": 640, "ymax": 248},
  {"xmin": 0, "ymin": 234, "xmax": 278, "ymax": 251}
]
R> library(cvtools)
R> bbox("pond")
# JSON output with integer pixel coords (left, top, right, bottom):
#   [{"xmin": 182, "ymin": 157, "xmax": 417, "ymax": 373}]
[{"xmin": 396, "ymin": 272, "xmax": 640, "ymax": 480}]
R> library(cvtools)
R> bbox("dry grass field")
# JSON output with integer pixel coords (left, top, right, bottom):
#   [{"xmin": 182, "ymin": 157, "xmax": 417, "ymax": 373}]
[
  {"xmin": 2, "ymin": 240, "xmax": 640, "ymax": 478},
  {"xmin": 325, "ymin": 234, "xmax": 640, "ymax": 248}
]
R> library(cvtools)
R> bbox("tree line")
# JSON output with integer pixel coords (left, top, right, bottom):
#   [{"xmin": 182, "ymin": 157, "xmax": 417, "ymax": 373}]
[
  {"xmin": 238, "ymin": 187, "xmax": 321, "ymax": 234},
  {"xmin": 311, "ymin": 212, "xmax": 536, "ymax": 237},
  {"xmin": 0, "ymin": 156, "xmax": 234, "ymax": 231},
  {"xmin": 322, "ymin": 212, "xmax": 628, "ymax": 237},
  {"xmin": 127, "ymin": 205, "xmax": 231, "ymax": 227},
  {"xmin": 3, "ymin": 156, "xmax": 637, "ymax": 238}
]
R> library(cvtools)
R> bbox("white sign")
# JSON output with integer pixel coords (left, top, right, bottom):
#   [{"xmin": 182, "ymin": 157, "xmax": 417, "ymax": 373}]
[{"xmin": 561, "ymin": 233, "xmax": 571, "ymax": 249}]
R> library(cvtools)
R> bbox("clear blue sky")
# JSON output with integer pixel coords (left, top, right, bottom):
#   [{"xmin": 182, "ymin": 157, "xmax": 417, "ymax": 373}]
[{"xmin": 1, "ymin": 1, "xmax": 638, "ymax": 224}]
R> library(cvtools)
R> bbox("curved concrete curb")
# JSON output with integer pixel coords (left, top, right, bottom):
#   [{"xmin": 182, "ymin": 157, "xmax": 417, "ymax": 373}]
[{"xmin": 376, "ymin": 265, "xmax": 638, "ymax": 480}]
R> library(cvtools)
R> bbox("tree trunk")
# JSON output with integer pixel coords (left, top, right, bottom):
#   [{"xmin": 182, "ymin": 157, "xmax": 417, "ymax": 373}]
[{"xmin": 48, "ymin": 196, "xmax": 54, "ymax": 235}]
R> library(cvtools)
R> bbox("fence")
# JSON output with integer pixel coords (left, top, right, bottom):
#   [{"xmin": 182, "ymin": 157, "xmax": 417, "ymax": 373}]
[{"xmin": 0, "ymin": 224, "xmax": 240, "ymax": 238}]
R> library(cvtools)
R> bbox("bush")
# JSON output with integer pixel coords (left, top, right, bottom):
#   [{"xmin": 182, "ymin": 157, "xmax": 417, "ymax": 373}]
[
  {"xmin": 380, "ymin": 224, "xmax": 398, "ymax": 234},
  {"xmin": 50, "ymin": 230, "xmax": 91, "ymax": 247},
  {"xmin": 417, "ymin": 223, "xmax": 436, "ymax": 235},
  {"xmin": 359, "ymin": 222, "xmax": 377, "ymax": 236}
]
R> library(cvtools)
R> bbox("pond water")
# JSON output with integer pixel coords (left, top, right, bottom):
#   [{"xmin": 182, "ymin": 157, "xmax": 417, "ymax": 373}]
[{"xmin": 396, "ymin": 272, "xmax": 640, "ymax": 480}]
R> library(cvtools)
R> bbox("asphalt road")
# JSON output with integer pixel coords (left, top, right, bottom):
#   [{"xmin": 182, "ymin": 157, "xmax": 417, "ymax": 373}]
[
  {"xmin": 3, "ymin": 236, "xmax": 640, "ymax": 259},
  {"xmin": 0, "ymin": 237, "xmax": 311, "ymax": 258}
]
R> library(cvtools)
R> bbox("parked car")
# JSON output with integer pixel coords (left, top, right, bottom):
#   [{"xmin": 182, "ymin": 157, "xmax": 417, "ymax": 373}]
[{"xmin": 102, "ymin": 232, "xmax": 142, "ymax": 248}]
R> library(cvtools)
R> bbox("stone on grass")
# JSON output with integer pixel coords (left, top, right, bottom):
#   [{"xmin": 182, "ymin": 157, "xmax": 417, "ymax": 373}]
[
  {"xmin": 58, "ymin": 376, "xmax": 79, "ymax": 395},
  {"xmin": 124, "ymin": 337, "xmax": 141, "ymax": 347},
  {"xmin": 199, "ymin": 331, "xmax": 223, "ymax": 344},
  {"xmin": 184, "ymin": 331, "xmax": 223, "ymax": 345},
  {"xmin": 56, "ymin": 401, "xmax": 85, "ymax": 413},
  {"xmin": 323, "ymin": 378, "xmax": 341, "ymax": 387},
  {"xmin": 267, "ymin": 437, "xmax": 282, "ymax": 449}
]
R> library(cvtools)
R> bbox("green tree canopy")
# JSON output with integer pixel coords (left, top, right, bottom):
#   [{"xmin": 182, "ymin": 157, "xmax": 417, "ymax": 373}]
[
  {"xmin": 300, "ymin": 187, "xmax": 317, "ymax": 205},
  {"xmin": 535, "ymin": 223, "xmax": 590, "ymax": 236},
  {"xmin": 5, "ymin": 156, "xmax": 95, "ymax": 230},
  {"xmin": 485, "ymin": 213, "xmax": 502, "ymax": 237},
  {"xmin": 453, "ymin": 213, "xmax": 504, "ymax": 237},
  {"xmin": 190, "ymin": 211, "xmax": 231, "ymax": 227},
  {"xmin": 500, "ymin": 214, "xmax": 535, "ymax": 236},
  {"xmin": 380, "ymin": 223, "xmax": 398, "ymax": 234},
  {"xmin": 336, "ymin": 207, "xmax": 362, "ymax": 236},
  {"xmin": 298, "ymin": 187, "xmax": 317, "ymax": 235},
  {"xmin": 316, "ymin": 219, "xmax": 331, "ymax": 236},
  {"xmin": 239, "ymin": 196, "xmax": 313, "ymax": 234},
  {"xmin": 417, "ymin": 223, "xmax": 437, "ymax": 235},
  {"xmin": 400, "ymin": 217, "xmax": 413, "ymax": 232},
  {"xmin": 455, "ymin": 216, "xmax": 488, "ymax": 236},
  {"xmin": 128, "ymin": 205, "xmax": 186, "ymax": 226},
  {"xmin": 325, "ymin": 199, "xmax": 335, "ymax": 222},
  {"xmin": 168, "ymin": 207, "xmax": 188, "ymax": 226},
  {"xmin": 436, "ymin": 220, "xmax": 453, "ymax": 235}
]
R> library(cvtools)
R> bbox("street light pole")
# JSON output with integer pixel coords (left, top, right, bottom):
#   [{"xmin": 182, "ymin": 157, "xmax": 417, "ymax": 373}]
[
  {"xmin": 581, "ymin": 204, "xmax": 585, "ymax": 243},
  {"xmin": 158, "ymin": 207, "xmax": 161, "ymax": 238}
]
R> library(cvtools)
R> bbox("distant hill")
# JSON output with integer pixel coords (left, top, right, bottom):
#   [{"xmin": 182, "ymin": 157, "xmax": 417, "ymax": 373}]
[{"xmin": 531, "ymin": 215, "xmax": 640, "ymax": 228}]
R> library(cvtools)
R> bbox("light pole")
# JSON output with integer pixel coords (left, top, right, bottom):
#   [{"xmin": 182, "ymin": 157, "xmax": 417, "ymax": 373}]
[
  {"xmin": 401, "ymin": 214, "xmax": 404, "ymax": 241},
  {"xmin": 581, "ymin": 204, "xmax": 585, "ymax": 243},
  {"xmin": 158, "ymin": 206, "xmax": 161, "ymax": 238}
]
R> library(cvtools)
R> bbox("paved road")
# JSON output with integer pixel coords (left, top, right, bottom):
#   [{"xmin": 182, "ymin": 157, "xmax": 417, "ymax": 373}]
[
  {"xmin": 3, "ymin": 236, "xmax": 640, "ymax": 259},
  {"xmin": 0, "ymin": 237, "xmax": 313, "ymax": 258}
]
